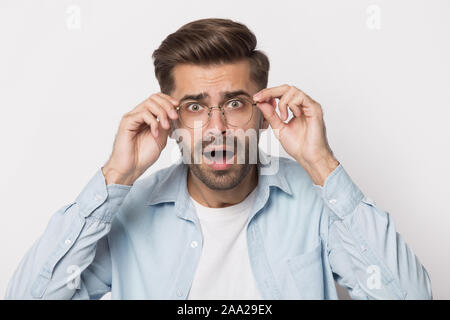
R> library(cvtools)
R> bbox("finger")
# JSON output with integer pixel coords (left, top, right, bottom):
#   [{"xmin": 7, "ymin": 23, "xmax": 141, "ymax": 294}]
[
  {"xmin": 289, "ymin": 103, "xmax": 302, "ymax": 118},
  {"xmin": 255, "ymin": 100, "xmax": 285, "ymax": 132},
  {"xmin": 129, "ymin": 100, "xmax": 147, "ymax": 114},
  {"xmin": 124, "ymin": 110, "xmax": 159, "ymax": 137},
  {"xmin": 253, "ymin": 84, "xmax": 291, "ymax": 103},
  {"xmin": 291, "ymin": 91, "xmax": 322, "ymax": 118},
  {"xmin": 140, "ymin": 110, "xmax": 160, "ymax": 137},
  {"xmin": 286, "ymin": 99, "xmax": 302, "ymax": 118},
  {"xmin": 157, "ymin": 92, "xmax": 179, "ymax": 107},
  {"xmin": 145, "ymin": 99, "xmax": 171, "ymax": 130},
  {"xmin": 277, "ymin": 87, "xmax": 298, "ymax": 120},
  {"xmin": 152, "ymin": 93, "xmax": 179, "ymax": 120}
]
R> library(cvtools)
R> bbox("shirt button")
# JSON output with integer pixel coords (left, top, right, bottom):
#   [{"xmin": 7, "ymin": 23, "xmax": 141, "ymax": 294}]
[
  {"xmin": 65, "ymin": 239, "xmax": 72, "ymax": 245},
  {"xmin": 329, "ymin": 198, "xmax": 337, "ymax": 205},
  {"xmin": 190, "ymin": 241, "xmax": 198, "ymax": 248},
  {"xmin": 176, "ymin": 290, "xmax": 183, "ymax": 297},
  {"xmin": 361, "ymin": 245, "xmax": 367, "ymax": 252}
]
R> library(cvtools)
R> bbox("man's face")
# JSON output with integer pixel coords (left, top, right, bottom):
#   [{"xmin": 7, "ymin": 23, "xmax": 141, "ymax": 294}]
[{"xmin": 170, "ymin": 59, "xmax": 268, "ymax": 190}]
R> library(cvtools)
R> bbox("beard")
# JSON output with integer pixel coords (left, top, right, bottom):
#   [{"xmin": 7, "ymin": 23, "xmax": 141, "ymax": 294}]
[
  {"xmin": 187, "ymin": 134, "xmax": 256, "ymax": 191},
  {"xmin": 189, "ymin": 161, "xmax": 253, "ymax": 191}
]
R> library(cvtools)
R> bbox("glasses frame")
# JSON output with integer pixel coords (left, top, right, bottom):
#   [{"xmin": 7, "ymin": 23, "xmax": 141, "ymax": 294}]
[{"xmin": 175, "ymin": 96, "xmax": 258, "ymax": 129}]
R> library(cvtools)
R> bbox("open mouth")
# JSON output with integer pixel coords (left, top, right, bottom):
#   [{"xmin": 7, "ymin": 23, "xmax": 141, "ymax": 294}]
[{"xmin": 202, "ymin": 149, "xmax": 235, "ymax": 164}]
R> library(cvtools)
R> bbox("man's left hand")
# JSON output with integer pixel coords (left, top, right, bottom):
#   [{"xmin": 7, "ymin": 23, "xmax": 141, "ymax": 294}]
[{"xmin": 253, "ymin": 84, "xmax": 340, "ymax": 186}]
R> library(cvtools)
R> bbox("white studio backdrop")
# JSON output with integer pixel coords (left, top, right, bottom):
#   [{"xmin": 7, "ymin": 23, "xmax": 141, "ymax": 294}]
[{"xmin": 1, "ymin": 0, "xmax": 449, "ymax": 299}]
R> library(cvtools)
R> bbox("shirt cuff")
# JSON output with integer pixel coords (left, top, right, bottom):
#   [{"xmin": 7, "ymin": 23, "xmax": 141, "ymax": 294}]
[
  {"xmin": 312, "ymin": 164, "xmax": 364, "ymax": 220},
  {"xmin": 75, "ymin": 168, "xmax": 132, "ymax": 222}
]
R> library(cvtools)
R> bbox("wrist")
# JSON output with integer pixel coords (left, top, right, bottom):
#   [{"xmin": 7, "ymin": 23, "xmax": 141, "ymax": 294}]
[
  {"xmin": 297, "ymin": 153, "xmax": 340, "ymax": 187},
  {"xmin": 101, "ymin": 165, "xmax": 138, "ymax": 186}
]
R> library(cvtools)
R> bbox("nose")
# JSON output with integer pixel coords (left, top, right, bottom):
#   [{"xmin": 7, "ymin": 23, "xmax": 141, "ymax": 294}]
[{"xmin": 204, "ymin": 107, "xmax": 227, "ymax": 136}]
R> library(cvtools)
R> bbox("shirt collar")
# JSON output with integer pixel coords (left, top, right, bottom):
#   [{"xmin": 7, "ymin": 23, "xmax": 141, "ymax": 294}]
[{"xmin": 145, "ymin": 150, "xmax": 293, "ymax": 220}]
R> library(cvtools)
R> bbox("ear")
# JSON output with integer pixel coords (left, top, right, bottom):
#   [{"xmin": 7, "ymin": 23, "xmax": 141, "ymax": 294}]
[{"xmin": 259, "ymin": 98, "xmax": 277, "ymax": 130}]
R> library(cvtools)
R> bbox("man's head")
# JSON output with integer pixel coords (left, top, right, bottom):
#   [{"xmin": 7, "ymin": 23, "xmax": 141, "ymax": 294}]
[{"xmin": 152, "ymin": 18, "xmax": 273, "ymax": 190}]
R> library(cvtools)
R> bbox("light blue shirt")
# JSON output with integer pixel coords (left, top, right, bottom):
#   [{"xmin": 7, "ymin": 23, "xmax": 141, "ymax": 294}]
[{"xmin": 5, "ymin": 151, "xmax": 432, "ymax": 299}]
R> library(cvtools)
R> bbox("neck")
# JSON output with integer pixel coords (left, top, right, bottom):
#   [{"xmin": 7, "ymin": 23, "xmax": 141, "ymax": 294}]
[{"xmin": 187, "ymin": 165, "xmax": 258, "ymax": 208}]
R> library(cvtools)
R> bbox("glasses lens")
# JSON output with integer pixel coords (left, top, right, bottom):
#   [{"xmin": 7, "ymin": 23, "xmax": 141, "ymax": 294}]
[
  {"xmin": 178, "ymin": 96, "xmax": 255, "ymax": 128},
  {"xmin": 179, "ymin": 102, "xmax": 209, "ymax": 129},
  {"xmin": 223, "ymin": 97, "xmax": 254, "ymax": 127}
]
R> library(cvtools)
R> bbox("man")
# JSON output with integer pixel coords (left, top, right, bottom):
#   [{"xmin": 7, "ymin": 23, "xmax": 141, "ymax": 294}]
[{"xmin": 6, "ymin": 18, "xmax": 432, "ymax": 299}]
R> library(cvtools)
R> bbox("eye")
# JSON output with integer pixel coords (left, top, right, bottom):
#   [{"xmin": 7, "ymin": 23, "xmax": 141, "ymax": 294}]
[
  {"xmin": 225, "ymin": 99, "xmax": 244, "ymax": 110},
  {"xmin": 186, "ymin": 103, "xmax": 204, "ymax": 112}
]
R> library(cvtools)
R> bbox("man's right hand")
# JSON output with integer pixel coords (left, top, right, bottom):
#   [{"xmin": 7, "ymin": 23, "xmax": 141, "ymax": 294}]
[{"xmin": 102, "ymin": 92, "xmax": 179, "ymax": 186}]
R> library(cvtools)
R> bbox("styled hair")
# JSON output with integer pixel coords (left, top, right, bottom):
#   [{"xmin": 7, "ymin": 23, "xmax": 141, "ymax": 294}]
[{"xmin": 152, "ymin": 18, "xmax": 270, "ymax": 95}]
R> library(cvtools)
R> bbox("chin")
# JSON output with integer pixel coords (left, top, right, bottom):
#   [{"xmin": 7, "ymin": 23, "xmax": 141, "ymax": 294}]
[{"xmin": 190, "ymin": 163, "xmax": 251, "ymax": 191}]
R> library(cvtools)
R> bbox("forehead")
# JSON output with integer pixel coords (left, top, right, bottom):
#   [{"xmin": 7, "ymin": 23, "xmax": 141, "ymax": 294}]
[{"xmin": 171, "ymin": 59, "xmax": 256, "ymax": 99}]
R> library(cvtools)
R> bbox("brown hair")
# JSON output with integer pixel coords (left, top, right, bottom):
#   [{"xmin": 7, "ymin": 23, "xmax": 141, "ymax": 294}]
[{"xmin": 152, "ymin": 18, "xmax": 270, "ymax": 95}]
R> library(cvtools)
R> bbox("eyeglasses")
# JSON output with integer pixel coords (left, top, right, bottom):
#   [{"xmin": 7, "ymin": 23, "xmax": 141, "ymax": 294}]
[{"xmin": 175, "ymin": 96, "xmax": 257, "ymax": 129}]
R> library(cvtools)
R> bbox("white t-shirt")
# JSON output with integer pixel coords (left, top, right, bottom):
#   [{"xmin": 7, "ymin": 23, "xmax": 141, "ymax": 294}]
[{"xmin": 187, "ymin": 187, "xmax": 262, "ymax": 300}]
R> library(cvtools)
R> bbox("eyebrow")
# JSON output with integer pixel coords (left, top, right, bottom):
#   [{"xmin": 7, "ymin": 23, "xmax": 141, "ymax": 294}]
[{"xmin": 179, "ymin": 90, "xmax": 252, "ymax": 104}]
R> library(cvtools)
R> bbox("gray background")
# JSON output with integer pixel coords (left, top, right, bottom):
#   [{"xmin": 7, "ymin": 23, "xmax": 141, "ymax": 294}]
[{"xmin": 1, "ymin": 0, "xmax": 449, "ymax": 299}]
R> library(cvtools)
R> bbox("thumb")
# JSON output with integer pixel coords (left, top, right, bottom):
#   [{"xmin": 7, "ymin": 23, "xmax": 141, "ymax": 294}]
[{"xmin": 256, "ymin": 98, "xmax": 284, "ymax": 131}]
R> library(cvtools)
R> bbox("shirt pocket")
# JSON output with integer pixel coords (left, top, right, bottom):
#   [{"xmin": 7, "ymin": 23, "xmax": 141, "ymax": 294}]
[{"xmin": 286, "ymin": 242, "xmax": 324, "ymax": 299}]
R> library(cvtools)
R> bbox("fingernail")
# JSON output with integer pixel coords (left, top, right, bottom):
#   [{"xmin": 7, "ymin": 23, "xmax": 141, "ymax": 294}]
[{"xmin": 170, "ymin": 109, "xmax": 178, "ymax": 118}]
